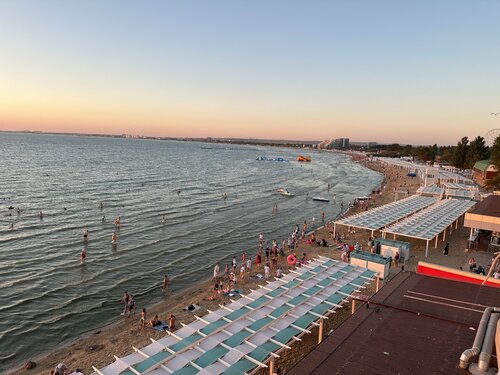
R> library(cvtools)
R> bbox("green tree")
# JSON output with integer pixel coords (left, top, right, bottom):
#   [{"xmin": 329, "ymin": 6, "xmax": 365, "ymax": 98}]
[
  {"xmin": 452, "ymin": 137, "xmax": 469, "ymax": 169},
  {"xmin": 465, "ymin": 136, "xmax": 489, "ymax": 169},
  {"xmin": 490, "ymin": 135, "xmax": 500, "ymax": 168}
]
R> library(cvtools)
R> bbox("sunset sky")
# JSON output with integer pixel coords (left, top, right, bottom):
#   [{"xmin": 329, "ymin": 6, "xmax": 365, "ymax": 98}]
[{"xmin": 1, "ymin": 1, "xmax": 500, "ymax": 145}]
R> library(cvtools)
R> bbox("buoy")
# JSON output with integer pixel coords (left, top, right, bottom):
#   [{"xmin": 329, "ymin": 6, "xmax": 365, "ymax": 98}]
[{"xmin": 287, "ymin": 255, "xmax": 297, "ymax": 265}]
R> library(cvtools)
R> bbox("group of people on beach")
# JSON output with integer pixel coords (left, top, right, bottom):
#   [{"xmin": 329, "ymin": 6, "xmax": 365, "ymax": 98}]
[
  {"xmin": 121, "ymin": 290, "xmax": 176, "ymax": 331},
  {"xmin": 207, "ymin": 224, "xmax": 324, "ymax": 302}
]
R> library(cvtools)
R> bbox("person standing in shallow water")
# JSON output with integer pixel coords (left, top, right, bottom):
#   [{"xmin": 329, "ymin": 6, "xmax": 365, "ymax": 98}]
[{"xmin": 163, "ymin": 274, "xmax": 169, "ymax": 290}]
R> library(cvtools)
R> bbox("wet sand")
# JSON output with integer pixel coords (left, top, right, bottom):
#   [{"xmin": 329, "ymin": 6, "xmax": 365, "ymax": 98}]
[{"xmin": 15, "ymin": 156, "xmax": 487, "ymax": 375}]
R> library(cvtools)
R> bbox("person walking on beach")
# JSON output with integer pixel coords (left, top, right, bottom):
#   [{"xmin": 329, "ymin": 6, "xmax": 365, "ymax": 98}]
[
  {"xmin": 140, "ymin": 308, "xmax": 146, "ymax": 328},
  {"xmin": 213, "ymin": 263, "xmax": 220, "ymax": 281},
  {"xmin": 264, "ymin": 263, "xmax": 271, "ymax": 280},
  {"xmin": 80, "ymin": 248, "xmax": 87, "ymax": 264},
  {"xmin": 443, "ymin": 241, "xmax": 450, "ymax": 256},
  {"xmin": 163, "ymin": 274, "xmax": 169, "ymax": 290},
  {"xmin": 469, "ymin": 257, "xmax": 477, "ymax": 271},
  {"xmin": 394, "ymin": 252, "xmax": 400, "ymax": 267},
  {"xmin": 240, "ymin": 263, "xmax": 245, "ymax": 282},
  {"xmin": 246, "ymin": 257, "xmax": 252, "ymax": 271},
  {"xmin": 168, "ymin": 314, "xmax": 175, "ymax": 332},
  {"xmin": 127, "ymin": 295, "xmax": 136, "ymax": 317},
  {"xmin": 122, "ymin": 291, "xmax": 130, "ymax": 315},
  {"xmin": 256, "ymin": 251, "xmax": 262, "ymax": 268}
]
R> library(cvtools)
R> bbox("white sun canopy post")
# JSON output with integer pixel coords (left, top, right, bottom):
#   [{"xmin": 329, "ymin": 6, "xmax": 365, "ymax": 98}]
[
  {"xmin": 382, "ymin": 199, "xmax": 476, "ymax": 257},
  {"xmin": 333, "ymin": 195, "xmax": 438, "ymax": 237}
]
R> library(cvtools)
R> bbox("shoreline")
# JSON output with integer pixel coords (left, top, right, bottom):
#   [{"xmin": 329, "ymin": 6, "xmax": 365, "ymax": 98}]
[{"xmin": 15, "ymin": 154, "xmax": 476, "ymax": 375}]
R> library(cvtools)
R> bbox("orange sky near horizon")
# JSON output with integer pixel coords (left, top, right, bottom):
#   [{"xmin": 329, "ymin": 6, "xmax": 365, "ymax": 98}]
[{"xmin": 1, "ymin": 2, "xmax": 500, "ymax": 145}]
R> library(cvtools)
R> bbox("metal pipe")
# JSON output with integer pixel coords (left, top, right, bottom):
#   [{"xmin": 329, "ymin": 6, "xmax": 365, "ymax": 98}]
[
  {"xmin": 459, "ymin": 307, "xmax": 494, "ymax": 368},
  {"xmin": 478, "ymin": 313, "xmax": 500, "ymax": 371},
  {"xmin": 495, "ymin": 319, "xmax": 500, "ymax": 373}
]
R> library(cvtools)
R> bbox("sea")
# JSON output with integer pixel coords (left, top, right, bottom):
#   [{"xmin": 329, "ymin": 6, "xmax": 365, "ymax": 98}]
[{"xmin": 0, "ymin": 132, "xmax": 383, "ymax": 371}]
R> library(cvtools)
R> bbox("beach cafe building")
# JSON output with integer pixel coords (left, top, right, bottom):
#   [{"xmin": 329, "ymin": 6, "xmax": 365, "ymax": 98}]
[
  {"xmin": 472, "ymin": 160, "xmax": 498, "ymax": 187},
  {"xmin": 463, "ymin": 194, "xmax": 500, "ymax": 252}
]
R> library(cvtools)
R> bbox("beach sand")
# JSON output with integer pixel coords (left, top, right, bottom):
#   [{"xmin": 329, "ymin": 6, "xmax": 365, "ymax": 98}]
[{"xmin": 15, "ymin": 156, "xmax": 488, "ymax": 375}]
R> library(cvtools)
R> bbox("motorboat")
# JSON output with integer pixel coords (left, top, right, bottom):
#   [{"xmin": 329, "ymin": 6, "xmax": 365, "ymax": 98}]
[
  {"xmin": 312, "ymin": 197, "xmax": 329, "ymax": 202},
  {"xmin": 277, "ymin": 188, "xmax": 286, "ymax": 193},
  {"xmin": 281, "ymin": 191, "xmax": 295, "ymax": 197}
]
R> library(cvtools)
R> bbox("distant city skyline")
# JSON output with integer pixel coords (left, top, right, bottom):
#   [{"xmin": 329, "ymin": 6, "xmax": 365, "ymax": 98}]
[{"xmin": 1, "ymin": 1, "xmax": 500, "ymax": 146}]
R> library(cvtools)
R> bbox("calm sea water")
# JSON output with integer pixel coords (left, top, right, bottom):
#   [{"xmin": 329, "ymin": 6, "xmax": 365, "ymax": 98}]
[{"xmin": 0, "ymin": 133, "xmax": 382, "ymax": 371}]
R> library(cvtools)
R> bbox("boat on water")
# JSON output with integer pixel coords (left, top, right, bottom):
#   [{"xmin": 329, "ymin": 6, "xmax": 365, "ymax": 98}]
[
  {"xmin": 297, "ymin": 155, "xmax": 312, "ymax": 162},
  {"xmin": 257, "ymin": 156, "xmax": 289, "ymax": 162},
  {"xmin": 277, "ymin": 188, "xmax": 286, "ymax": 193},
  {"xmin": 281, "ymin": 191, "xmax": 295, "ymax": 197},
  {"xmin": 312, "ymin": 197, "xmax": 329, "ymax": 202}
]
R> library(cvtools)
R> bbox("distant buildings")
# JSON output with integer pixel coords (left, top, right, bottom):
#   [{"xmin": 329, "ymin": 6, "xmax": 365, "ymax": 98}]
[
  {"xmin": 318, "ymin": 138, "xmax": 351, "ymax": 150},
  {"xmin": 333, "ymin": 138, "xmax": 349, "ymax": 149}
]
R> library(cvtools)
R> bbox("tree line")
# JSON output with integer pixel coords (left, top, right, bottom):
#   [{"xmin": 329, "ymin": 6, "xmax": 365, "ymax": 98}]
[{"xmin": 363, "ymin": 135, "xmax": 500, "ymax": 188}]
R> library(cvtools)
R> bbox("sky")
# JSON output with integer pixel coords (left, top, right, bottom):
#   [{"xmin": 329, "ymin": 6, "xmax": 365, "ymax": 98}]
[{"xmin": 1, "ymin": 1, "xmax": 500, "ymax": 145}]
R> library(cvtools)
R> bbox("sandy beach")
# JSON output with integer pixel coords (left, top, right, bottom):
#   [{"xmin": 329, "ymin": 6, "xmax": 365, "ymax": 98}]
[{"xmin": 15, "ymin": 155, "xmax": 488, "ymax": 375}]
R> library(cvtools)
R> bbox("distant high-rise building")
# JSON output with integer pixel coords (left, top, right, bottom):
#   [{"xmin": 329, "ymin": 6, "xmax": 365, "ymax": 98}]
[{"xmin": 333, "ymin": 138, "xmax": 349, "ymax": 149}]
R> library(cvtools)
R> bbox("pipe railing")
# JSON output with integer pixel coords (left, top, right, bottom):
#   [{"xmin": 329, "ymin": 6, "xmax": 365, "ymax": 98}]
[{"xmin": 459, "ymin": 306, "xmax": 500, "ymax": 372}]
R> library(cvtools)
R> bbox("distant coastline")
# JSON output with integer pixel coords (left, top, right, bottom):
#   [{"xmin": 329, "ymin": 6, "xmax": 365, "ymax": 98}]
[{"xmin": 0, "ymin": 130, "xmax": 322, "ymax": 148}]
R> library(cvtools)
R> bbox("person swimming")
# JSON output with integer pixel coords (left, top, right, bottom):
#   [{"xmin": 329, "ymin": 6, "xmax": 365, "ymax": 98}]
[
  {"xmin": 102, "ymin": 215, "xmax": 106, "ymax": 223},
  {"xmin": 80, "ymin": 248, "xmax": 87, "ymax": 264},
  {"xmin": 83, "ymin": 229, "xmax": 89, "ymax": 241},
  {"xmin": 112, "ymin": 232, "xmax": 118, "ymax": 243},
  {"xmin": 160, "ymin": 215, "xmax": 166, "ymax": 223}
]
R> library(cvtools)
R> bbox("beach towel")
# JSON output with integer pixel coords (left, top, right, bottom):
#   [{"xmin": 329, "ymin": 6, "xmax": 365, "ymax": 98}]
[
  {"xmin": 152, "ymin": 321, "xmax": 168, "ymax": 331},
  {"xmin": 224, "ymin": 289, "xmax": 241, "ymax": 298},
  {"xmin": 183, "ymin": 304, "xmax": 201, "ymax": 312}
]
